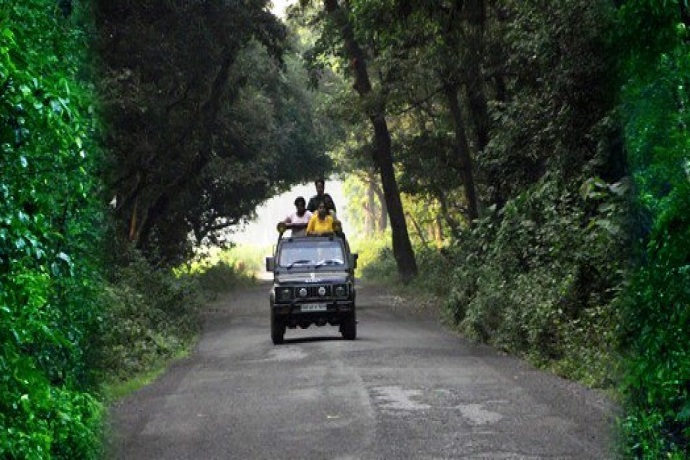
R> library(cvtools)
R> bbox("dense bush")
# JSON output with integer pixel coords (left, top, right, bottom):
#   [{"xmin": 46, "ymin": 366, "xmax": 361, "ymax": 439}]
[
  {"xmin": 97, "ymin": 248, "xmax": 202, "ymax": 384},
  {"xmin": 444, "ymin": 176, "xmax": 630, "ymax": 386},
  {"xmin": 615, "ymin": 1, "xmax": 690, "ymax": 456},
  {"xmin": 0, "ymin": 1, "xmax": 104, "ymax": 457}
]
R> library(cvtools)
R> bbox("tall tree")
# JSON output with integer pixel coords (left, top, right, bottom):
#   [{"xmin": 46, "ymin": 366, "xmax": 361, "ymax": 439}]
[{"xmin": 297, "ymin": 0, "xmax": 418, "ymax": 281}]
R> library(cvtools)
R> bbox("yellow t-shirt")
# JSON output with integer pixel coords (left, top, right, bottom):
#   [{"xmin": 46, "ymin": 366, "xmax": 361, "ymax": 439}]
[{"xmin": 306, "ymin": 214, "xmax": 334, "ymax": 235}]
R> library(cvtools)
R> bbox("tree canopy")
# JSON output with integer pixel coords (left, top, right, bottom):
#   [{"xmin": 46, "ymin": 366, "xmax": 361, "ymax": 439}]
[{"xmin": 94, "ymin": 0, "xmax": 335, "ymax": 264}]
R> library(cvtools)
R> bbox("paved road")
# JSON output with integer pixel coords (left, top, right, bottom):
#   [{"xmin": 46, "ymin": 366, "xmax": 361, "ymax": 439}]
[{"xmin": 108, "ymin": 282, "xmax": 618, "ymax": 459}]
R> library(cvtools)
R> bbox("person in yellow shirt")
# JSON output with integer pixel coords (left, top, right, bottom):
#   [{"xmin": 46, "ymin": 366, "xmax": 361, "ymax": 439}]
[{"xmin": 306, "ymin": 201, "xmax": 335, "ymax": 235}]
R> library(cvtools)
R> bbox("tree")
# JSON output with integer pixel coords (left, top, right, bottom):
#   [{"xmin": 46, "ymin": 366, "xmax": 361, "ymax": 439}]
[
  {"xmin": 94, "ymin": 0, "xmax": 333, "ymax": 264},
  {"xmin": 295, "ymin": 0, "xmax": 418, "ymax": 281}
]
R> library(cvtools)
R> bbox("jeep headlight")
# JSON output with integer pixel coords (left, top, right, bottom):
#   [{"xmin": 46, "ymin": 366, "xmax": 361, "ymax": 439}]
[
  {"xmin": 276, "ymin": 287, "xmax": 292, "ymax": 301},
  {"xmin": 334, "ymin": 284, "xmax": 347, "ymax": 297}
]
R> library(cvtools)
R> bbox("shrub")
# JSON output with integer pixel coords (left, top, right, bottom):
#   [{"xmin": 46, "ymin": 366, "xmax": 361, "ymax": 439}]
[
  {"xmin": 97, "ymin": 249, "xmax": 202, "ymax": 384},
  {"xmin": 446, "ymin": 176, "xmax": 629, "ymax": 387}
]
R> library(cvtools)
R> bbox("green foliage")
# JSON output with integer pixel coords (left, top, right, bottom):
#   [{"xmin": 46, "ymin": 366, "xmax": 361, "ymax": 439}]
[
  {"xmin": 193, "ymin": 262, "xmax": 254, "ymax": 294},
  {"xmin": 179, "ymin": 244, "xmax": 268, "ymax": 293},
  {"xmin": 483, "ymin": 0, "xmax": 619, "ymax": 203},
  {"xmin": 351, "ymin": 234, "xmax": 396, "ymax": 282},
  {"xmin": 97, "ymin": 249, "xmax": 202, "ymax": 384},
  {"xmin": 0, "ymin": 1, "xmax": 105, "ymax": 457},
  {"xmin": 94, "ymin": 0, "xmax": 335, "ymax": 265},
  {"xmin": 444, "ymin": 176, "xmax": 630, "ymax": 387},
  {"xmin": 614, "ymin": 1, "xmax": 690, "ymax": 456}
]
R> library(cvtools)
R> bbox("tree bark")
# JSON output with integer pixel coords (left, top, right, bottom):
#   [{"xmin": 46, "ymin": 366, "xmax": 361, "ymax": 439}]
[
  {"xmin": 407, "ymin": 213, "xmax": 427, "ymax": 246},
  {"xmin": 323, "ymin": 0, "xmax": 417, "ymax": 281},
  {"xmin": 372, "ymin": 182, "xmax": 388, "ymax": 233},
  {"xmin": 444, "ymin": 82, "xmax": 479, "ymax": 222},
  {"xmin": 434, "ymin": 215, "xmax": 444, "ymax": 247},
  {"xmin": 364, "ymin": 181, "xmax": 375, "ymax": 236},
  {"xmin": 464, "ymin": 0, "xmax": 490, "ymax": 153}
]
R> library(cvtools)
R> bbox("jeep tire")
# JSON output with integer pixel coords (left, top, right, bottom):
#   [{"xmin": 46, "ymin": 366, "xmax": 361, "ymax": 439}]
[
  {"xmin": 340, "ymin": 312, "xmax": 357, "ymax": 340},
  {"xmin": 271, "ymin": 311, "xmax": 285, "ymax": 345}
]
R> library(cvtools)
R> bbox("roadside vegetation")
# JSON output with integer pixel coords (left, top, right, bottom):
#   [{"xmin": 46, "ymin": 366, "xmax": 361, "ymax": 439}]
[
  {"xmin": 346, "ymin": 2, "xmax": 690, "ymax": 457},
  {"xmin": 2, "ymin": 0, "xmax": 688, "ymax": 458},
  {"xmin": 1, "ymin": 2, "xmax": 105, "ymax": 457},
  {"xmin": 615, "ymin": 3, "xmax": 690, "ymax": 457}
]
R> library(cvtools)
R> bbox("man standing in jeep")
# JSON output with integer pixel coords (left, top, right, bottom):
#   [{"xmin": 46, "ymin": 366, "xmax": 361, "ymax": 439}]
[{"xmin": 307, "ymin": 178, "xmax": 336, "ymax": 215}]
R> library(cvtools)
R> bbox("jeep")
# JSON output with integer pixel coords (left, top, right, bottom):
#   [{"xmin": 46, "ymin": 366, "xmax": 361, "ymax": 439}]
[{"xmin": 265, "ymin": 233, "xmax": 358, "ymax": 344}]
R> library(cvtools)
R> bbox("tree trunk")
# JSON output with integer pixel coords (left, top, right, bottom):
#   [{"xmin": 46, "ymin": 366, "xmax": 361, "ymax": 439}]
[
  {"xmin": 364, "ymin": 182, "xmax": 375, "ymax": 236},
  {"xmin": 372, "ymin": 183, "xmax": 388, "ymax": 232},
  {"xmin": 434, "ymin": 215, "xmax": 444, "ymax": 247},
  {"xmin": 323, "ymin": 0, "xmax": 417, "ymax": 281},
  {"xmin": 444, "ymin": 82, "xmax": 479, "ymax": 222},
  {"xmin": 407, "ymin": 213, "xmax": 427, "ymax": 246},
  {"xmin": 464, "ymin": 0, "xmax": 490, "ymax": 153}
]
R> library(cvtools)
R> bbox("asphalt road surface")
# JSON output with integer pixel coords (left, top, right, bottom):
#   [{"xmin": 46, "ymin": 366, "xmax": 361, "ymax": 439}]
[{"xmin": 108, "ymin": 281, "xmax": 618, "ymax": 459}]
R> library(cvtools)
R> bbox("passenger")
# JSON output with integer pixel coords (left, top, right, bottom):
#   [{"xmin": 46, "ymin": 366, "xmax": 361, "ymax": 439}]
[
  {"xmin": 323, "ymin": 194, "xmax": 337, "ymax": 220},
  {"xmin": 283, "ymin": 196, "xmax": 312, "ymax": 237},
  {"xmin": 306, "ymin": 200, "xmax": 335, "ymax": 235},
  {"xmin": 307, "ymin": 178, "xmax": 336, "ymax": 215}
]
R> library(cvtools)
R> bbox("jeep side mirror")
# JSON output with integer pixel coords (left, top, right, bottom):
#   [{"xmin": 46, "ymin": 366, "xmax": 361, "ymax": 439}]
[
  {"xmin": 349, "ymin": 253, "xmax": 358, "ymax": 269},
  {"xmin": 265, "ymin": 256, "xmax": 275, "ymax": 272}
]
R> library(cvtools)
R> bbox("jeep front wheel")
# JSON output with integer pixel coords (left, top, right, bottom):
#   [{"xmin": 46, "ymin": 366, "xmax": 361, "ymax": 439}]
[
  {"xmin": 340, "ymin": 312, "xmax": 356, "ymax": 340},
  {"xmin": 271, "ymin": 311, "xmax": 285, "ymax": 345}
]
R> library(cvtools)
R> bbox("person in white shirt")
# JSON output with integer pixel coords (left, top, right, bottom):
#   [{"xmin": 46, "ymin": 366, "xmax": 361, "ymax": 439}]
[{"xmin": 283, "ymin": 196, "xmax": 312, "ymax": 237}]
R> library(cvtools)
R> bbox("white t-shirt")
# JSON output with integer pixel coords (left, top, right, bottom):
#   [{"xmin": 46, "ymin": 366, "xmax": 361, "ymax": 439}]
[{"xmin": 284, "ymin": 210, "xmax": 312, "ymax": 237}]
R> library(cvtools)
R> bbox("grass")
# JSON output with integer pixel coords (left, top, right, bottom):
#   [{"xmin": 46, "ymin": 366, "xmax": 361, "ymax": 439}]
[{"xmin": 102, "ymin": 347, "xmax": 193, "ymax": 403}]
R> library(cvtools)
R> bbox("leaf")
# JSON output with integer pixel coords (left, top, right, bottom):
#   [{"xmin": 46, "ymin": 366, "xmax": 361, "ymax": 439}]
[
  {"xmin": 2, "ymin": 28, "xmax": 15, "ymax": 44},
  {"xmin": 608, "ymin": 177, "xmax": 630, "ymax": 196},
  {"xmin": 580, "ymin": 177, "xmax": 607, "ymax": 201},
  {"xmin": 57, "ymin": 252, "xmax": 71, "ymax": 264}
]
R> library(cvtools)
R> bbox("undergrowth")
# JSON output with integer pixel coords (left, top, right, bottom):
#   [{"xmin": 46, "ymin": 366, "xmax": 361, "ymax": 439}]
[{"xmin": 358, "ymin": 175, "xmax": 630, "ymax": 390}]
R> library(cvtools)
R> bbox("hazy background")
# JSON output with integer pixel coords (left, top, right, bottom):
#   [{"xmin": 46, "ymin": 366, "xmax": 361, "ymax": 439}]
[{"xmin": 230, "ymin": 180, "xmax": 350, "ymax": 247}]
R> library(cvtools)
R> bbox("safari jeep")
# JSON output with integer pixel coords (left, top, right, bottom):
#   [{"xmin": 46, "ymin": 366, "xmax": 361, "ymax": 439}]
[{"xmin": 265, "ymin": 227, "xmax": 358, "ymax": 345}]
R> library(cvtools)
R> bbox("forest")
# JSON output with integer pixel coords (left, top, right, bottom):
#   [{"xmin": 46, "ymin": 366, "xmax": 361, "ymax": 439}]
[{"xmin": 1, "ymin": 0, "xmax": 689, "ymax": 458}]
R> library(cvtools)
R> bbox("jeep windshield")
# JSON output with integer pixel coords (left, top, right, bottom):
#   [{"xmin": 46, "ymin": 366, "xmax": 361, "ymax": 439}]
[{"xmin": 277, "ymin": 239, "xmax": 345, "ymax": 269}]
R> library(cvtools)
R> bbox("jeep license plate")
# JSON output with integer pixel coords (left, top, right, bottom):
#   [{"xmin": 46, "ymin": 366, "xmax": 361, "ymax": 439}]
[{"xmin": 301, "ymin": 303, "xmax": 327, "ymax": 312}]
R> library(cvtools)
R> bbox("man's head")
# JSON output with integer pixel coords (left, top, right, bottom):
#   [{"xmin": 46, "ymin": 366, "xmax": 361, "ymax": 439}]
[
  {"xmin": 314, "ymin": 178, "xmax": 325, "ymax": 196},
  {"xmin": 294, "ymin": 196, "xmax": 306, "ymax": 215}
]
